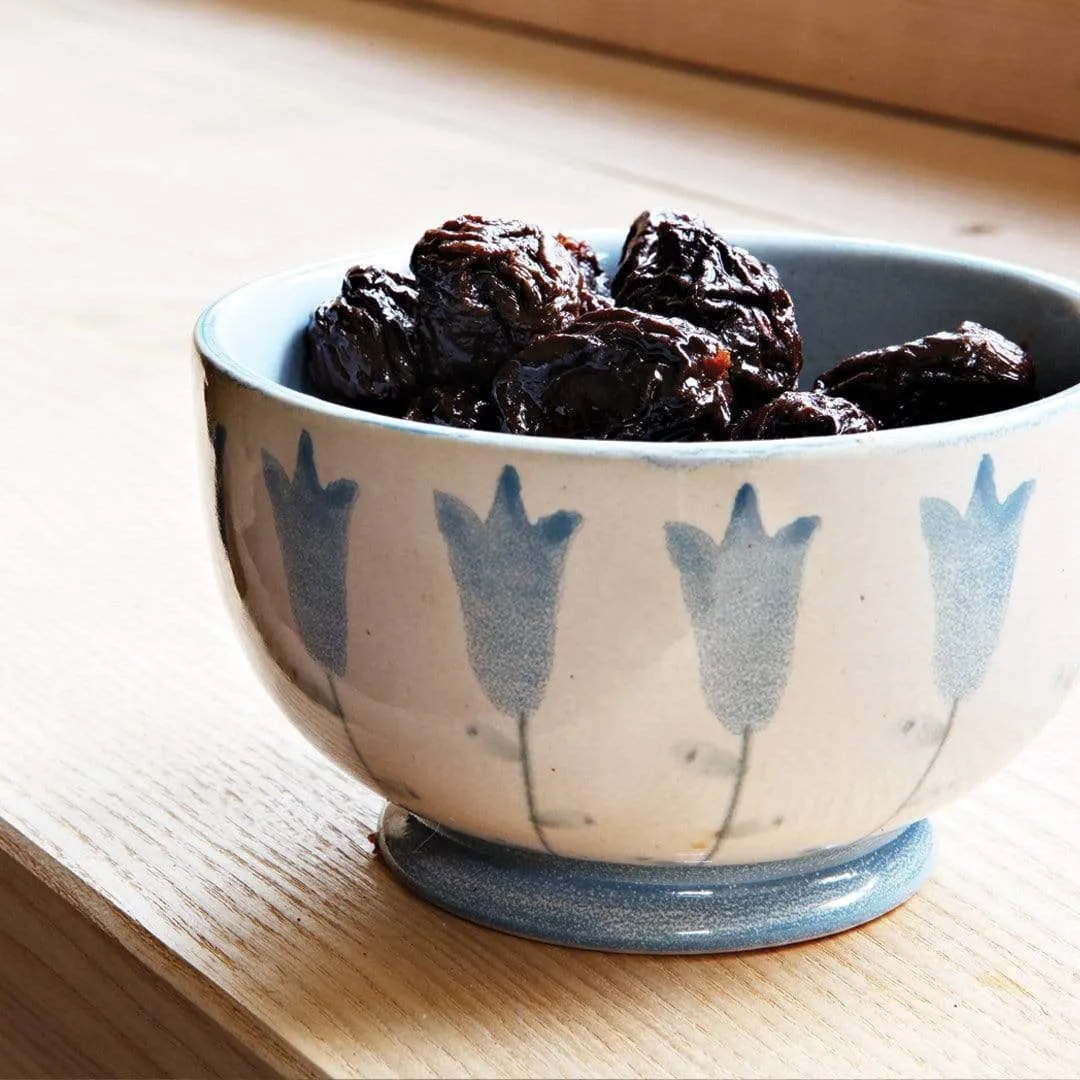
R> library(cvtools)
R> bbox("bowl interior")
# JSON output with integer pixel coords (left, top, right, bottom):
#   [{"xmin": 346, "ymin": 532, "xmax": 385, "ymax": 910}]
[{"xmin": 199, "ymin": 230, "xmax": 1080, "ymax": 408}]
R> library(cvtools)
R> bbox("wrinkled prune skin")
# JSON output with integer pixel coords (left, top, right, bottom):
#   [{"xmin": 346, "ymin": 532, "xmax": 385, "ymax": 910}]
[
  {"xmin": 611, "ymin": 210, "xmax": 802, "ymax": 407},
  {"xmin": 493, "ymin": 307, "xmax": 734, "ymax": 440},
  {"xmin": 731, "ymin": 390, "xmax": 877, "ymax": 440},
  {"xmin": 411, "ymin": 215, "xmax": 599, "ymax": 387},
  {"xmin": 306, "ymin": 266, "xmax": 421, "ymax": 410},
  {"xmin": 813, "ymin": 321, "xmax": 1036, "ymax": 429},
  {"xmin": 404, "ymin": 384, "xmax": 500, "ymax": 431},
  {"xmin": 557, "ymin": 233, "xmax": 612, "ymax": 307}
]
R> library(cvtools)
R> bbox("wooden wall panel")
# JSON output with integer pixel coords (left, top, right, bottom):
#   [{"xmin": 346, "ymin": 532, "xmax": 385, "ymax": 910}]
[{"xmin": 421, "ymin": 0, "xmax": 1080, "ymax": 145}]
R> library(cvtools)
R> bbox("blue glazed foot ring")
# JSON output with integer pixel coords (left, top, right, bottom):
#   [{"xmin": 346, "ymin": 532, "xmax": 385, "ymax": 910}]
[{"xmin": 377, "ymin": 806, "xmax": 935, "ymax": 953}]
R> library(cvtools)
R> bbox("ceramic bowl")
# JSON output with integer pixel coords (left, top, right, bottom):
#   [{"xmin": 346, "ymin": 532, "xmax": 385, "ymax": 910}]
[{"xmin": 195, "ymin": 231, "xmax": 1080, "ymax": 952}]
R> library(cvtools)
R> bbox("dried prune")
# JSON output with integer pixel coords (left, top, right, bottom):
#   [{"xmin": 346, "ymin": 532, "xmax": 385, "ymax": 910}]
[
  {"xmin": 404, "ymin": 384, "xmax": 500, "ymax": 431},
  {"xmin": 304, "ymin": 211, "xmax": 1043, "ymax": 444},
  {"xmin": 731, "ymin": 390, "xmax": 877, "ymax": 440},
  {"xmin": 611, "ymin": 210, "xmax": 802, "ymax": 407},
  {"xmin": 813, "ymin": 321, "xmax": 1036, "ymax": 429},
  {"xmin": 411, "ymin": 215, "xmax": 599, "ymax": 387},
  {"xmin": 306, "ymin": 266, "xmax": 421, "ymax": 410},
  {"xmin": 493, "ymin": 307, "xmax": 734, "ymax": 440}
]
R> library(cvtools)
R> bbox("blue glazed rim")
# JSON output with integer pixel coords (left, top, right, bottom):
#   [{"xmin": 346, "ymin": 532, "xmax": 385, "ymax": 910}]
[{"xmin": 195, "ymin": 231, "xmax": 1080, "ymax": 462}]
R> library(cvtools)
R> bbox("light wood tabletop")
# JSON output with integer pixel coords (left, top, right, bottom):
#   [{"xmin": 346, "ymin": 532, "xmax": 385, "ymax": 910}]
[{"xmin": 3, "ymin": 1, "xmax": 1080, "ymax": 1076}]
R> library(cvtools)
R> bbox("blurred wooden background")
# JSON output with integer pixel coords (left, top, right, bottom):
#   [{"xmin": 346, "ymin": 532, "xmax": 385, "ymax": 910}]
[{"xmin": 421, "ymin": 0, "xmax": 1080, "ymax": 146}]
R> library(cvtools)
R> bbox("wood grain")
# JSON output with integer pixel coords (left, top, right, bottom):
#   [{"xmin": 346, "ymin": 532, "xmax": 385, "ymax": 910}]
[
  {"xmin": 0, "ymin": 838, "xmax": 316, "ymax": 1079},
  {"xmin": 415, "ymin": 0, "xmax": 1080, "ymax": 146},
  {"xmin": 2, "ymin": 0, "xmax": 1080, "ymax": 1075}
]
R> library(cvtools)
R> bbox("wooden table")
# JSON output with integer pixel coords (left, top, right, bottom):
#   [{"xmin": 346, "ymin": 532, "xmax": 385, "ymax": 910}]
[{"xmin": 3, "ymin": 1, "xmax": 1080, "ymax": 1075}]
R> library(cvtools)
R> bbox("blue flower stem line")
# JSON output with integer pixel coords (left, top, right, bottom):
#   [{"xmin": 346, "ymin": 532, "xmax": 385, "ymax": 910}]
[
  {"xmin": 326, "ymin": 672, "xmax": 421, "ymax": 803},
  {"xmin": 326, "ymin": 670, "xmax": 343, "ymax": 716},
  {"xmin": 326, "ymin": 670, "xmax": 372, "ymax": 775},
  {"xmin": 517, "ymin": 710, "xmax": 554, "ymax": 855},
  {"xmin": 886, "ymin": 696, "xmax": 962, "ymax": 826},
  {"xmin": 702, "ymin": 729, "xmax": 753, "ymax": 863}
]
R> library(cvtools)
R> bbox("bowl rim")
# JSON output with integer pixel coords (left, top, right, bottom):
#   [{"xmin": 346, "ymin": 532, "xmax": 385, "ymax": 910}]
[{"xmin": 194, "ymin": 230, "xmax": 1080, "ymax": 462}]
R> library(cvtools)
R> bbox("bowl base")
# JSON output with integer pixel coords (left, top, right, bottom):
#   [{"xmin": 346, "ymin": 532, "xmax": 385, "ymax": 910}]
[{"xmin": 376, "ymin": 806, "xmax": 935, "ymax": 953}]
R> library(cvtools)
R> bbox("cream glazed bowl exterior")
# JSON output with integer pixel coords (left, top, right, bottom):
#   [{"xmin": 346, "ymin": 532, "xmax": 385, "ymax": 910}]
[{"xmin": 196, "ymin": 231, "xmax": 1080, "ymax": 945}]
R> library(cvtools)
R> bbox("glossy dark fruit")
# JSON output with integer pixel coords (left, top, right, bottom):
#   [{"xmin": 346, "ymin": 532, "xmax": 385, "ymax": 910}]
[
  {"xmin": 411, "ymin": 215, "xmax": 600, "ymax": 386},
  {"xmin": 493, "ymin": 307, "xmax": 734, "ymax": 440},
  {"xmin": 404, "ymin": 384, "xmax": 501, "ymax": 431},
  {"xmin": 731, "ymin": 390, "xmax": 877, "ymax": 440},
  {"xmin": 813, "ymin": 321, "xmax": 1036, "ymax": 429},
  {"xmin": 306, "ymin": 266, "xmax": 421, "ymax": 410},
  {"xmin": 557, "ymin": 233, "xmax": 613, "ymax": 307},
  {"xmin": 611, "ymin": 210, "xmax": 802, "ymax": 407}
]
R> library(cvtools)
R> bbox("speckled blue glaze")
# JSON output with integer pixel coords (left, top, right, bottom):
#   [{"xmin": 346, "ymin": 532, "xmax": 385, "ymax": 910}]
[
  {"xmin": 922, "ymin": 454, "xmax": 1035, "ymax": 706},
  {"xmin": 262, "ymin": 430, "xmax": 358, "ymax": 678},
  {"xmin": 377, "ymin": 807, "xmax": 935, "ymax": 953}
]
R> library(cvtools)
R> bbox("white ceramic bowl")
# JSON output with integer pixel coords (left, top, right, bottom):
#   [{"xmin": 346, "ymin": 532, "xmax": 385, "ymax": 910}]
[{"xmin": 195, "ymin": 231, "xmax": 1080, "ymax": 945}]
